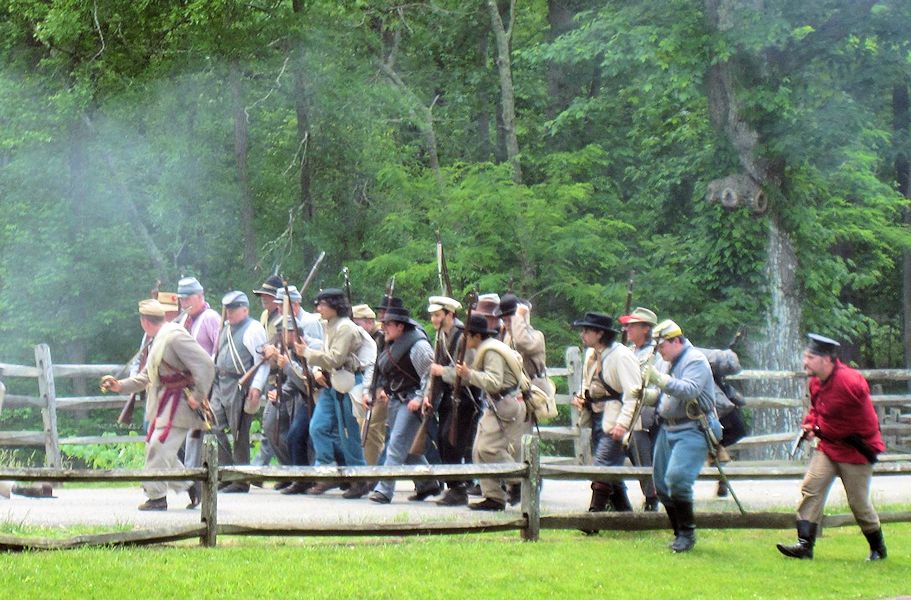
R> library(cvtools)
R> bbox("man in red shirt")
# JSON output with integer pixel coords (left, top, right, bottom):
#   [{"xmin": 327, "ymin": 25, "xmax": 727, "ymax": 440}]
[{"xmin": 776, "ymin": 333, "xmax": 887, "ymax": 561}]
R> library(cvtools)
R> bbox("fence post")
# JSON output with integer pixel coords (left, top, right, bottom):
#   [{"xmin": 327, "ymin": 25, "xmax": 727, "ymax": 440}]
[
  {"xmin": 200, "ymin": 433, "xmax": 219, "ymax": 547},
  {"xmin": 565, "ymin": 346, "xmax": 589, "ymax": 464},
  {"xmin": 35, "ymin": 344, "xmax": 61, "ymax": 469},
  {"xmin": 520, "ymin": 433, "xmax": 541, "ymax": 542}
]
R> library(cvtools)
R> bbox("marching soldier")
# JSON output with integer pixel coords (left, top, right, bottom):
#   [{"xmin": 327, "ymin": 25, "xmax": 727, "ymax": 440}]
[
  {"xmin": 368, "ymin": 305, "xmax": 439, "ymax": 503},
  {"xmin": 298, "ymin": 288, "xmax": 370, "ymax": 498},
  {"xmin": 210, "ymin": 291, "xmax": 270, "ymax": 493},
  {"xmin": 618, "ymin": 306, "xmax": 660, "ymax": 511},
  {"xmin": 442, "ymin": 314, "xmax": 527, "ymax": 512},
  {"xmin": 426, "ymin": 296, "xmax": 480, "ymax": 506},
  {"xmin": 641, "ymin": 319, "xmax": 718, "ymax": 552},
  {"xmin": 572, "ymin": 312, "xmax": 641, "ymax": 517},
  {"xmin": 101, "ymin": 300, "xmax": 215, "ymax": 510}
]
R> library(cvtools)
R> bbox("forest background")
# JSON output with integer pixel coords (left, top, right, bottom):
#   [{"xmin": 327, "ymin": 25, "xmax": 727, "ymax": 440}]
[{"xmin": 1, "ymin": 0, "xmax": 910, "ymax": 385}]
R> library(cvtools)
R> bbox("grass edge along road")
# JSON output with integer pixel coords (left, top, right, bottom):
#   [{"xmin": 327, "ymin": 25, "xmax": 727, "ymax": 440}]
[{"xmin": 0, "ymin": 525, "xmax": 908, "ymax": 599}]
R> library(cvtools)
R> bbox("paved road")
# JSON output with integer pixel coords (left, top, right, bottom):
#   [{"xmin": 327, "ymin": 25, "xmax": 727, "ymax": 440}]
[{"xmin": 2, "ymin": 476, "xmax": 908, "ymax": 530}]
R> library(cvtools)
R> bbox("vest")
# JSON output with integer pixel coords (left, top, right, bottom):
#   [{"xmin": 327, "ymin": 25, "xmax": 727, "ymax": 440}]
[{"xmin": 377, "ymin": 327, "xmax": 423, "ymax": 396}]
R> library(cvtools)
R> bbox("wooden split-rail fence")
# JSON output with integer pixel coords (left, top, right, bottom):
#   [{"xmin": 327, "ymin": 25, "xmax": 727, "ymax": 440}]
[
  {"xmin": 1, "ymin": 344, "xmax": 911, "ymax": 467},
  {"xmin": 1, "ymin": 434, "xmax": 910, "ymax": 550}
]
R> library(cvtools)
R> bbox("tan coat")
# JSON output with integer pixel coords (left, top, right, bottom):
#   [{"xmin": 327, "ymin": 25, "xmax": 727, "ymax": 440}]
[{"xmin": 119, "ymin": 322, "xmax": 215, "ymax": 432}]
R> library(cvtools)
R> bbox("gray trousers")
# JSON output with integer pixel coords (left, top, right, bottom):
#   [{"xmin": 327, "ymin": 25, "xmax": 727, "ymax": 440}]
[
  {"xmin": 212, "ymin": 396, "xmax": 253, "ymax": 467},
  {"xmin": 374, "ymin": 397, "xmax": 432, "ymax": 499},
  {"xmin": 472, "ymin": 397, "xmax": 528, "ymax": 503},
  {"xmin": 797, "ymin": 450, "xmax": 881, "ymax": 533},
  {"xmin": 144, "ymin": 425, "xmax": 191, "ymax": 500}
]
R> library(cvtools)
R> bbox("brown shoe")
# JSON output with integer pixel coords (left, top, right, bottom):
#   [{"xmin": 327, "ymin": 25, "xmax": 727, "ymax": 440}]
[
  {"xmin": 408, "ymin": 484, "xmax": 442, "ymax": 502},
  {"xmin": 468, "ymin": 497, "xmax": 505, "ymax": 511},
  {"xmin": 342, "ymin": 482, "xmax": 370, "ymax": 499},
  {"xmin": 281, "ymin": 481, "xmax": 312, "ymax": 495},
  {"xmin": 436, "ymin": 488, "xmax": 468, "ymax": 506},
  {"xmin": 306, "ymin": 481, "xmax": 339, "ymax": 496},
  {"xmin": 138, "ymin": 497, "xmax": 168, "ymax": 511}
]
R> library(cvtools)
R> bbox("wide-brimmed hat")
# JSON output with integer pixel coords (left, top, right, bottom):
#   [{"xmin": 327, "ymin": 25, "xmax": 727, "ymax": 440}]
[
  {"xmin": 458, "ymin": 314, "xmax": 498, "ymax": 336},
  {"xmin": 806, "ymin": 333, "xmax": 840, "ymax": 356},
  {"xmin": 156, "ymin": 291, "xmax": 179, "ymax": 313},
  {"xmin": 138, "ymin": 299, "xmax": 167, "ymax": 317},
  {"xmin": 253, "ymin": 275, "xmax": 284, "ymax": 297},
  {"xmin": 572, "ymin": 312, "xmax": 620, "ymax": 333},
  {"xmin": 351, "ymin": 303, "xmax": 376, "ymax": 320},
  {"xmin": 177, "ymin": 277, "xmax": 204, "ymax": 298},
  {"xmin": 373, "ymin": 295, "xmax": 404, "ymax": 311},
  {"xmin": 475, "ymin": 293, "xmax": 500, "ymax": 317},
  {"xmin": 618, "ymin": 307, "xmax": 658, "ymax": 327},
  {"xmin": 381, "ymin": 306, "xmax": 419, "ymax": 326},
  {"xmin": 222, "ymin": 290, "xmax": 250, "ymax": 309},
  {"xmin": 498, "ymin": 293, "xmax": 519, "ymax": 317}
]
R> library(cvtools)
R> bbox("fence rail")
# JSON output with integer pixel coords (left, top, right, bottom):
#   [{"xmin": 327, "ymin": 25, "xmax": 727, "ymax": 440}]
[{"xmin": 2, "ymin": 434, "xmax": 910, "ymax": 551}]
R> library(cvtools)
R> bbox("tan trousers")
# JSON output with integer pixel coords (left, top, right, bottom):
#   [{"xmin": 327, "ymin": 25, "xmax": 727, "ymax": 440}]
[
  {"xmin": 144, "ymin": 425, "xmax": 191, "ymax": 500},
  {"xmin": 797, "ymin": 450, "xmax": 881, "ymax": 533},
  {"xmin": 356, "ymin": 399, "xmax": 388, "ymax": 466},
  {"xmin": 472, "ymin": 397, "xmax": 528, "ymax": 502}
]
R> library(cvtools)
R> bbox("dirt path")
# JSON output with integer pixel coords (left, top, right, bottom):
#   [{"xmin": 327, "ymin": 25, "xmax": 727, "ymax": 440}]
[{"xmin": 2, "ymin": 476, "xmax": 908, "ymax": 530}]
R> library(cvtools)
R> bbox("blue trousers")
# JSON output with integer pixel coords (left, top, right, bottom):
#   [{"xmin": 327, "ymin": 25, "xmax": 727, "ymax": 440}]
[
  {"xmin": 593, "ymin": 433, "xmax": 629, "ymax": 498},
  {"xmin": 286, "ymin": 399, "xmax": 311, "ymax": 466},
  {"xmin": 374, "ymin": 397, "xmax": 432, "ymax": 499},
  {"xmin": 309, "ymin": 384, "xmax": 366, "ymax": 467},
  {"xmin": 652, "ymin": 425, "xmax": 708, "ymax": 503}
]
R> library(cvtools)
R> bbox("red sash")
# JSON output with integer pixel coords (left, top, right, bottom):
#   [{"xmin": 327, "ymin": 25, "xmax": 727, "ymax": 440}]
[{"xmin": 146, "ymin": 372, "xmax": 194, "ymax": 444}]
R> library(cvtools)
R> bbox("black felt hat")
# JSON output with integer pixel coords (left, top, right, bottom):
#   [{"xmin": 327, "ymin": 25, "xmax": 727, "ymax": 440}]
[
  {"xmin": 572, "ymin": 312, "xmax": 620, "ymax": 333},
  {"xmin": 459, "ymin": 314, "xmax": 498, "ymax": 336},
  {"xmin": 374, "ymin": 295, "xmax": 404, "ymax": 311},
  {"xmin": 380, "ymin": 306, "xmax": 419, "ymax": 326},
  {"xmin": 253, "ymin": 274, "xmax": 284, "ymax": 297}
]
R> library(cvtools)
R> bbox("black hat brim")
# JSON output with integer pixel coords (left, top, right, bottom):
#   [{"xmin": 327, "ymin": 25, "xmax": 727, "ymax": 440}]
[{"xmin": 572, "ymin": 319, "xmax": 620, "ymax": 333}]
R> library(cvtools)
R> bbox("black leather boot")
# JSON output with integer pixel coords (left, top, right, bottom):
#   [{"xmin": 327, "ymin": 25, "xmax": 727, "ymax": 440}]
[
  {"xmin": 608, "ymin": 488, "xmax": 633, "ymax": 512},
  {"xmin": 670, "ymin": 500, "xmax": 696, "ymax": 552},
  {"xmin": 864, "ymin": 528, "xmax": 887, "ymax": 561},
  {"xmin": 579, "ymin": 483, "xmax": 611, "ymax": 535},
  {"xmin": 776, "ymin": 520, "xmax": 817, "ymax": 560}
]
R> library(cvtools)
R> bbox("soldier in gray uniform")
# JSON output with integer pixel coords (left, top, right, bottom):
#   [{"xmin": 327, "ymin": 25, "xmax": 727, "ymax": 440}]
[{"xmin": 210, "ymin": 291, "xmax": 270, "ymax": 493}]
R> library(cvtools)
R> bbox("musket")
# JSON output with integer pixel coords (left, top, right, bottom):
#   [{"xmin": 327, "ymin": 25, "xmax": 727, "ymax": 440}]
[
  {"xmin": 299, "ymin": 251, "xmax": 327, "ymax": 298},
  {"xmin": 621, "ymin": 344, "xmax": 658, "ymax": 451},
  {"xmin": 409, "ymin": 316, "xmax": 448, "ymax": 456},
  {"xmin": 621, "ymin": 272, "xmax": 634, "ymax": 345},
  {"xmin": 361, "ymin": 275, "xmax": 396, "ymax": 447},
  {"xmin": 116, "ymin": 335, "xmax": 153, "ymax": 426},
  {"xmin": 435, "ymin": 229, "xmax": 453, "ymax": 297},
  {"xmin": 447, "ymin": 290, "xmax": 478, "ymax": 447},
  {"xmin": 686, "ymin": 399, "xmax": 746, "ymax": 515},
  {"xmin": 283, "ymin": 277, "xmax": 316, "ymax": 415}
]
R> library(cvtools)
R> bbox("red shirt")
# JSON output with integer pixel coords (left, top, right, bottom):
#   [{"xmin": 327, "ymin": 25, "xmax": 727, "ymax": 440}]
[{"xmin": 803, "ymin": 360, "xmax": 885, "ymax": 464}]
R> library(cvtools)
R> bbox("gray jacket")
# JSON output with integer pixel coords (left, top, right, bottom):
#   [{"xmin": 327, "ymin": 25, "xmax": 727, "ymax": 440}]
[{"xmin": 656, "ymin": 341, "xmax": 715, "ymax": 429}]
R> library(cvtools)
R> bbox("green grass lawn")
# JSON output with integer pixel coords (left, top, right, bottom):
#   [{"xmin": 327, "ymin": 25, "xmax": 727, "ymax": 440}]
[{"xmin": 0, "ymin": 525, "xmax": 907, "ymax": 599}]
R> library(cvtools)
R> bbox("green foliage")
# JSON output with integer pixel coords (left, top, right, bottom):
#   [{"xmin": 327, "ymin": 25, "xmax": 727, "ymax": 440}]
[
  {"xmin": 61, "ymin": 434, "xmax": 145, "ymax": 469},
  {"xmin": 1, "ymin": 0, "xmax": 910, "ymax": 378}
]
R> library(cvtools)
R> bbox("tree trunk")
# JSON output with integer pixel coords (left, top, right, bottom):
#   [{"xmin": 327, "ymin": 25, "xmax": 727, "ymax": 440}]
[
  {"xmin": 293, "ymin": 53, "xmax": 313, "ymax": 221},
  {"xmin": 895, "ymin": 82, "xmax": 911, "ymax": 371},
  {"xmin": 476, "ymin": 23, "xmax": 492, "ymax": 161},
  {"xmin": 546, "ymin": 0, "xmax": 575, "ymax": 120},
  {"xmin": 486, "ymin": 0, "xmax": 522, "ymax": 184},
  {"xmin": 705, "ymin": 0, "xmax": 803, "ymax": 458},
  {"xmin": 230, "ymin": 62, "xmax": 257, "ymax": 270}
]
